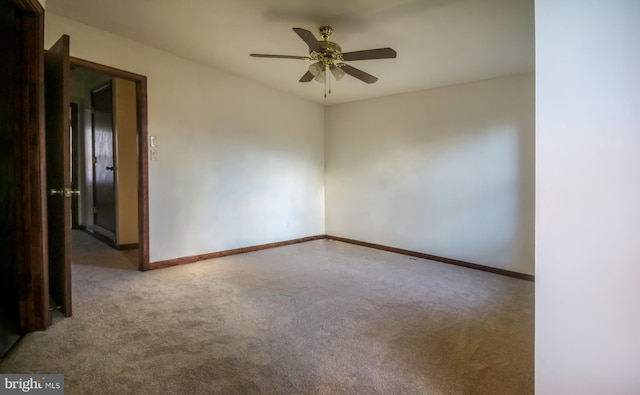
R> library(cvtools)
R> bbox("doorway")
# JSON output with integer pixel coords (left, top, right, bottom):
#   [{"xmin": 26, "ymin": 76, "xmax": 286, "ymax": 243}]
[
  {"xmin": 2, "ymin": 1, "xmax": 150, "ymax": 342},
  {"xmin": 69, "ymin": 58, "xmax": 150, "ymax": 270}
]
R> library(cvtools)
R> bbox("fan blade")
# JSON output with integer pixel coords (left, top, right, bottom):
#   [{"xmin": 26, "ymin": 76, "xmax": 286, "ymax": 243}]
[
  {"xmin": 250, "ymin": 54, "xmax": 310, "ymax": 60},
  {"xmin": 299, "ymin": 71, "xmax": 314, "ymax": 83},
  {"xmin": 292, "ymin": 27, "xmax": 322, "ymax": 53},
  {"xmin": 341, "ymin": 48, "xmax": 397, "ymax": 61},
  {"xmin": 341, "ymin": 64, "xmax": 378, "ymax": 84}
]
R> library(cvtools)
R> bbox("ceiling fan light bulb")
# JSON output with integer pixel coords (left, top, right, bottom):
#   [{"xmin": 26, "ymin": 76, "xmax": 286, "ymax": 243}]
[
  {"xmin": 309, "ymin": 61, "xmax": 323, "ymax": 76},
  {"xmin": 331, "ymin": 66, "xmax": 345, "ymax": 80}
]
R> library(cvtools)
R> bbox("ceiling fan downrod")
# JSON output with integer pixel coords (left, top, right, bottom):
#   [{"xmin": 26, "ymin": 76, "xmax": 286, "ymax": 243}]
[{"xmin": 319, "ymin": 26, "xmax": 333, "ymax": 40}]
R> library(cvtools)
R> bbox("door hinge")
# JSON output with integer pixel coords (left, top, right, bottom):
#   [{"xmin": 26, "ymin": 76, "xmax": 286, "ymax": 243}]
[
  {"xmin": 93, "ymin": 206, "xmax": 98, "ymax": 214},
  {"xmin": 93, "ymin": 156, "xmax": 98, "ymax": 164}
]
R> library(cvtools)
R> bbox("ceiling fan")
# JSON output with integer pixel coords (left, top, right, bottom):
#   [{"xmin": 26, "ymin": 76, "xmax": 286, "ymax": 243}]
[{"xmin": 250, "ymin": 26, "xmax": 397, "ymax": 97}]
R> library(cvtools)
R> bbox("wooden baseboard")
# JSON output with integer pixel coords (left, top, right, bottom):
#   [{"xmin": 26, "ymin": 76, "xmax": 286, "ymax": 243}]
[
  {"xmin": 116, "ymin": 243, "xmax": 138, "ymax": 251},
  {"xmin": 146, "ymin": 233, "xmax": 534, "ymax": 281},
  {"xmin": 325, "ymin": 235, "xmax": 534, "ymax": 282},
  {"xmin": 149, "ymin": 235, "xmax": 326, "ymax": 270}
]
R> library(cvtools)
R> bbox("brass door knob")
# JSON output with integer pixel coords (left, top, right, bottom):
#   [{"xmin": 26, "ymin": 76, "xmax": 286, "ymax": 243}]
[{"xmin": 49, "ymin": 188, "xmax": 81, "ymax": 198}]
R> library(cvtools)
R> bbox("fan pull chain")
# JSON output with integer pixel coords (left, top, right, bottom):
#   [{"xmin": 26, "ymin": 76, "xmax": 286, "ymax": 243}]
[{"xmin": 324, "ymin": 64, "xmax": 328, "ymax": 98}]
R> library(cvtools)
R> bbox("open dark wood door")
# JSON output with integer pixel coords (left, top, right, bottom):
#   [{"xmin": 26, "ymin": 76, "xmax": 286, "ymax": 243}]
[{"xmin": 45, "ymin": 35, "xmax": 72, "ymax": 317}]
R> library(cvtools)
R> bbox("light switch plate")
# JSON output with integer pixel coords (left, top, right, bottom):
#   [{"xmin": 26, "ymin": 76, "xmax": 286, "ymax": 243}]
[{"xmin": 150, "ymin": 135, "xmax": 158, "ymax": 147}]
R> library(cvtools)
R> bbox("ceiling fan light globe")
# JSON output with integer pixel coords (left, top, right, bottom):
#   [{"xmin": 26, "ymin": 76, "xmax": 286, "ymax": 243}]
[
  {"xmin": 331, "ymin": 66, "xmax": 345, "ymax": 81},
  {"xmin": 309, "ymin": 61, "xmax": 324, "ymax": 77},
  {"xmin": 314, "ymin": 72, "xmax": 326, "ymax": 83}
]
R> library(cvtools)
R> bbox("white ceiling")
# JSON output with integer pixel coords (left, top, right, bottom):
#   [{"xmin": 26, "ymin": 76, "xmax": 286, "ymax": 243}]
[{"xmin": 48, "ymin": 0, "xmax": 534, "ymax": 105}]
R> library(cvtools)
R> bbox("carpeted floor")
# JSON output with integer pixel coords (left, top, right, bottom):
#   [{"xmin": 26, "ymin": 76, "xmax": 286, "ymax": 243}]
[{"xmin": 0, "ymin": 231, "xmax": 534, "ymax": 394}]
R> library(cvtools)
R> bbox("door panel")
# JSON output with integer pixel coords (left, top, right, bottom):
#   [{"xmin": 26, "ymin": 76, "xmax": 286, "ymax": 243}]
[
  {"xmin": 91, "ymin": 82, "xmax": 116, "ymax": 233},
  {"xmin": 44, "ymin": 35, "xmax": 72, "ymax": 317}
]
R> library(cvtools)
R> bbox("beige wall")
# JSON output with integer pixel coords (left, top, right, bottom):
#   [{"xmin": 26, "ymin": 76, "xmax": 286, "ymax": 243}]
[
  {"xmin": 45, "ymin": 13, "xmax": 325, "ymax": 262},
  {"xmin": 113, "ymin": 78, "xmax": 138, "ymax": 245},
  {"xmin": 325, "ymin": 73, "xmax": 535, "ymax": 275}
]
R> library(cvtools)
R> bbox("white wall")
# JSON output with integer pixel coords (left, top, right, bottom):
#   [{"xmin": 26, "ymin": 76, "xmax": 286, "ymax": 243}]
[
  {"xmin": 535, "ymin": 1, "xmax": 640, "ymax": 393},
  {"xmin": 45, "ymin": 13, "xmax": 325, "ymax": 262},
  {"xmin": 325, "ymin": 73, "xmax": 535, "ymax": 275}
]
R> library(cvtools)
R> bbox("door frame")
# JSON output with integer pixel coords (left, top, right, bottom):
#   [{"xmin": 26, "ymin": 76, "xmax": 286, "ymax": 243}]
[{"xmin": 70, "ymin": 57, "xmax": 150, "ymax": 271}]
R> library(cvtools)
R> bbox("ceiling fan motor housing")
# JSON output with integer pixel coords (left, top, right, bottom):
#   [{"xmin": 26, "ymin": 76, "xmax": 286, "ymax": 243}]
[
  {"xmin": 310, "ymin": 41, "xmax": 343, "ymax": 67},
  {"xmin": 305, "ymin": 26, "xmax": 343, "ymax": 66}
]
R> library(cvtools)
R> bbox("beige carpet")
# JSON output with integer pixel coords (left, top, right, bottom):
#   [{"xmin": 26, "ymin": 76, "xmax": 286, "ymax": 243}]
[{"xmin": 0, "ymin": 231, "xmax": 534, "ymax": 394}]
